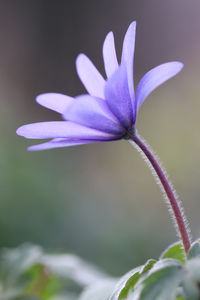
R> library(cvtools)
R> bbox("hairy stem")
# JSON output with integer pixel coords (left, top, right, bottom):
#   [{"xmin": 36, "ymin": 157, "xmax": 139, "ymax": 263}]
[{"xmin": 129, "ymin": 132, "xmax": 191, "ymax": 254}]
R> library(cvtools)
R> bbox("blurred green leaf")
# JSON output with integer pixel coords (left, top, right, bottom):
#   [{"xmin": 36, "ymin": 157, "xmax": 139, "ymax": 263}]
[
  {"xmin": 129, "ymin": 259, "xmax": 183, "ymax": 300},
  {"xmin": 185, "ymin": 258, "xmax": 200, "ymax": 278},
  {"xmin": 140, "ymin": 259, "xmax": 156, "ymax": 275},
  {"xmin": 149, "ymin": 258, "xmax": 182, "ymax": 270},
  {"xmin": 120, "ymin": 260, "xmax": 156, "ymax": 300},
  {"xmin": 40, "ymin": 274, "xmax": 61, "ymax": 300},
  {"xmin": 0, "ymin": 244, "xmax": 42, "ymax": 286},
  {"xmin": 138, "ymin": 266, "xmax": 182, "ymax": 300},
  {"xmin": 41, "ymin": 254, "xmax": 107, "ymax": 287},
  {"xmin": 78, "ymin": 279, "xmax": 117, "ymax": 300},
  {"xmin": 160, "ymin": 242, "xmax": 186, "ymax": 263},
  {"xmin": 182, "ymin": 280, "xmax": 199, "ymax": 300},
  {"xmin": 0, "ymin": 244, "xmax": 43, "ymax": 300},
  {"xmin": 187, "ymin": 242, "xmax": 200, "ymax": 260},
  {"xmin": 0, "ymin": 245, "xmax": 109, "ymax": 300},
  {"xmin": 182, "ymin": 258, "xmax": 200, "ymax": 300},
  {"xmin": 51, "ymin": 295, "xmax": 77, "ymax": 300},
  {"xmin": 118, "ymin": 272, "xmax": 140, "ymax": 299},
  {"xmin": 5, "ymin": 243, "xmax": 200, "ymax": 300},
  {"xmin": 26, "ymin": 264, "xmax": 62, "ymax": 300},
  {"xmin": 109, "ymin": 259, "xmax": 156, "ymax": 300},
  {"xmin": 0, "ymin": 287, "xmax": 24, "ymax": 300},
  {"xmin": 109, "ymin": 267, "xmax": 141, "ymax": 300},
  {"xmin": 15, "ymin": 297, "xmax": 39, "ymax": 300}
]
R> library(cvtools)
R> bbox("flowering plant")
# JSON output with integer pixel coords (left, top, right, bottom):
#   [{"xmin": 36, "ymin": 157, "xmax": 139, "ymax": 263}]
[
  {"xmin": 13, "ymin": 21, "xmax": 200, "ymax": 300},
  {"xmin": 17, "ymin": 21, "xmax": 182, "ymax": 152}
]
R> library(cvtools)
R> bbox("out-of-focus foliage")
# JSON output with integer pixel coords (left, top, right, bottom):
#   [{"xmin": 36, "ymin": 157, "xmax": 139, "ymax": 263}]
[
  {"xmin": 2, "ymin": 241, "xmax": 200, "ymax": 300},
  {"xmin": 0, "ymin": 244, "xmax": 108, "ymax": 300}
]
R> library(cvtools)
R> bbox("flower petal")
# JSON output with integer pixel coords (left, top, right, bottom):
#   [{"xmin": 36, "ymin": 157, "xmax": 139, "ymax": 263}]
[
  {"xmin": 136, "ymin": 62, "xmax": 184, "ymax": 110},
  {"xmin": 103, "ymin": 31, "xmax": 118, "ymax": 78},
  {"xmin": 104, "ymin": 64, "xmax": 135, "ymax": 128},
  {"xmin": 36, "ymin": 93, "xmax": 74, "ymax": 114},
  {"xmin": 16, "ymin": 121, "xmax": 116, "ymax": 140},
  {"xmin": 64, "ymin": 95, "xmax": 124, "ymax": 135},
  {"xmin": 76, "ymin": 54, "xmax": 105, "ymax": 99},
  {"xmin": 121, "ymin": 21, "xmax": 136, "ymax": 100},
  {"xmin": 27, "ymin": 138, "xmax": 99, "ymax": 151}
]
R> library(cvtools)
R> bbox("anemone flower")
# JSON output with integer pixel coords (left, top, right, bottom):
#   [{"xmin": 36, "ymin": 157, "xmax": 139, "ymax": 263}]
[
  {"xmin": 17, "ymin": 21, "xmax": 183, "ymax": 151},
  {"xmin": 17, "ymin": 21, "xmax": 191, "ymax": 254}
]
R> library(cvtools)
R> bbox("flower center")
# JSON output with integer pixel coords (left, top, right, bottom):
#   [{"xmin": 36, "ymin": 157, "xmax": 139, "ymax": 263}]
[{"xmin": 123, "ymin": 126, "xmax": 136, "ymax": 140}]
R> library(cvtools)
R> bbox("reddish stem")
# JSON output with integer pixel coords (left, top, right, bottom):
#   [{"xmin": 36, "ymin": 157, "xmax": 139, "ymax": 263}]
[{"xmin": 130, "ymin": 132, "xmax": 191, "ymax": 254}]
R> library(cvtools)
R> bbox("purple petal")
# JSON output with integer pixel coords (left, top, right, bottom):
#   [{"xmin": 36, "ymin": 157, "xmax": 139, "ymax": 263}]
[
  {"xmin": 104, "ymin": 64, "xmax": 135, "ymax": 128},
  {"xmin": 136, "ymin": 62, "xmax": 184, "ymax": 110},
  {"xmin": 27, "ymin": 138, "xmax": 99, "ymax": 151},
  {"xmin": 36, "ymin": 93, "xmax": 74, "ymax": 114},
  {"xmin": 76, "ymin": 54, "xmax": 105, "ymax": 99},
  {"xmin": 64, "ymin": 95, "xmax": 124, "ymax": 135},
  {"xmin": 121, "ymin": 21, "xmax": 136, "ymax": 101},
  {"xmin": 16, "ymin": 121, "xmax": 116, "ymax": 140},
  {"xmin": 103, "ymin": 32, "xmax": 118, "ymax": 78}
]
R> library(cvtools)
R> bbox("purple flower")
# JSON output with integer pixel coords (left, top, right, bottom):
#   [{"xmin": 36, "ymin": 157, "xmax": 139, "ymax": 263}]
[{"xmin": 17, "ymin": 21, "xmax": 183, "ymax": 151}]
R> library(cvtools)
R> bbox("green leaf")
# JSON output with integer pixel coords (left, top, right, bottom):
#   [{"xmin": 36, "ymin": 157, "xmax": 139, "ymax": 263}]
[
  {"xmin": 51, "ymin": 294, "xmax": 77, "ymax": 300},
  {"xmin": 139, "ymin": 265, "xmax": 182, "ymax": 300},
  {"xmin": 119, "ymin": 260, "xmax": 156, "ymax": 299},
  {"xmin": 0, "ymin": 244, "xmax": 43, "ymax": 300},
  {"xmin": 160, "ymin": 242, "xmax": 186, "ymax": 263},
  {"xmin": 140, "ymin": 259, "xmax": 156, "ymax": 275},
  {"xmin": 15, "ymin": 297, "xmax": 39, "ymax": 300},
  {"xmin": 182, "ymin": 280, "xmax": 199, "ymax": 300},
  {"xmin": 26, "ymin": 264, "xmax": 61, "ymax": 300},
  {"xmin": 182, "ymin": 258, "xmax": 200, "ymax": 300},
  {"xmin": 0, "ymin": 244, "xmax": 42, "ymax": 286},
  {"xmin": 119, "ymin": 272, "xmax": 140, "ymax": 299},
  {"xmin": 185, "ymin": 258, "xmax": 200, "ymax": 279},
  {"xmin": 129, "ymin": 259, "xmax": 183, "ymax": 300},
  {"xmin": 0, "ymin": 287, "xmax": 25, "ymax": 300},
  {"xmin": 187, "ymin": 242, "xmax": 200, "ymax": 260},
  {"xmin": 109, "ymin": 260, "xmax": 156, "ymax": 300},
  {"xmin": 78, "ymin": 279, "xmax": 117, "ymax": 300},
  {"xmin": 40, "ymin": 275, "xmax": 61, "ymax": 300},
  {"xmin": 41, "ymin": 254, "xmax": 107, "ymax": 287},
  {"xmin": 109, "ymin": 266, "xmax": 141, "ymax": 300}
]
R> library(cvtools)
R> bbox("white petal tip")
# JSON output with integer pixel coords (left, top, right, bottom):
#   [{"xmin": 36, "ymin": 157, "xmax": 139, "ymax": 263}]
[
  {"xmin": 166, "ymin": 61, "xmax": 184, "ymax": 74},
  {"xmin": 16, "ymin": 126, "xmax": 24, "ymax": 137},
  {"xmin": 27, "ymin": 146, "xmax": 36, "ymax": 151},
  {"xmin": 102, "ymin": 31, "xmax": 114, "ymax": 50},
  {"xmin": 27, "ymin": 145, "xmax": 42, "ymax": 151},
  {"xmin": 105, "ymin": 31, "xmax": 114, "ymax": 40},
  {"xmin": 128, "ymin": 21, "xmax": 136, "ymax": 30},
  {"xmin": 35, "ymin": 93, "xmax": 49, "ymax": 105},
  {"xmin": 16, "ymin": 125, "xmax": 36, "ymax": 139},
  {"xmin": 177, "ymin": 62, "xmax": 184, "ymax": 71},
  {"xmin": 76, "ymin": 53, "xmax": 86, "ymax": 66}
]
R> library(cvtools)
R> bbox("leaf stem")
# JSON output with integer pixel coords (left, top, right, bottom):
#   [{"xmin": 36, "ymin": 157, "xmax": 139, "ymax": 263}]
[{"xmin": 129, "ymin": 132, "xmax": 191, "ymax": 254}]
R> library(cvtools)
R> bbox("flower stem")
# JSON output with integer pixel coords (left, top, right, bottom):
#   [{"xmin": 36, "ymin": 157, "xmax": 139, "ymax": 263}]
[{"xmin": 129, "ymin": 132, "xmax": 191, "ymax": 254}]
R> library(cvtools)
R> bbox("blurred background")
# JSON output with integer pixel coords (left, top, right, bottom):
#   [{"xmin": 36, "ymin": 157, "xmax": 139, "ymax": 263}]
[{"xmin": 0, "ymin": 0, "xmax": 200, "ymax": 276}]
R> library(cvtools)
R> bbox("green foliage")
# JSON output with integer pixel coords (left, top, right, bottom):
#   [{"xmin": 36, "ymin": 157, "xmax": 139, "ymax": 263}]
[
  {"xmin": 160, "ymin": 241, "xmax": 186, "ymax": 263},
  {"xmin": 109, "ymin": 259, "xmax": 156, "ymax": 300},
  {"xmin": 109, "ymin": 267, "xmax": 141, "ymax": 300},
  {"xmin": 0, "ymin": 244, "xmax": 107, "ymax": 300},
  {"xmin": 187, "ymin": 241, "xmax": 200, "ymax": 260},
  {"xmin": 1, "ymin": 241, "xmax": 200, "ymax": 299},
  {"xmin": 133, "ymin": 260, "xmax": 183, "ymax": 300},
  {"xmin": 78, "ymin": 279, "xmax": 117, "ymax": 300}
]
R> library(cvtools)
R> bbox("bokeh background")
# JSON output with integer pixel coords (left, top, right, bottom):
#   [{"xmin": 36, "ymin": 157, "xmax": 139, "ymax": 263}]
[{"xmin": 0, "ymin": 0, "xmax": 200, "ymax": 276}]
